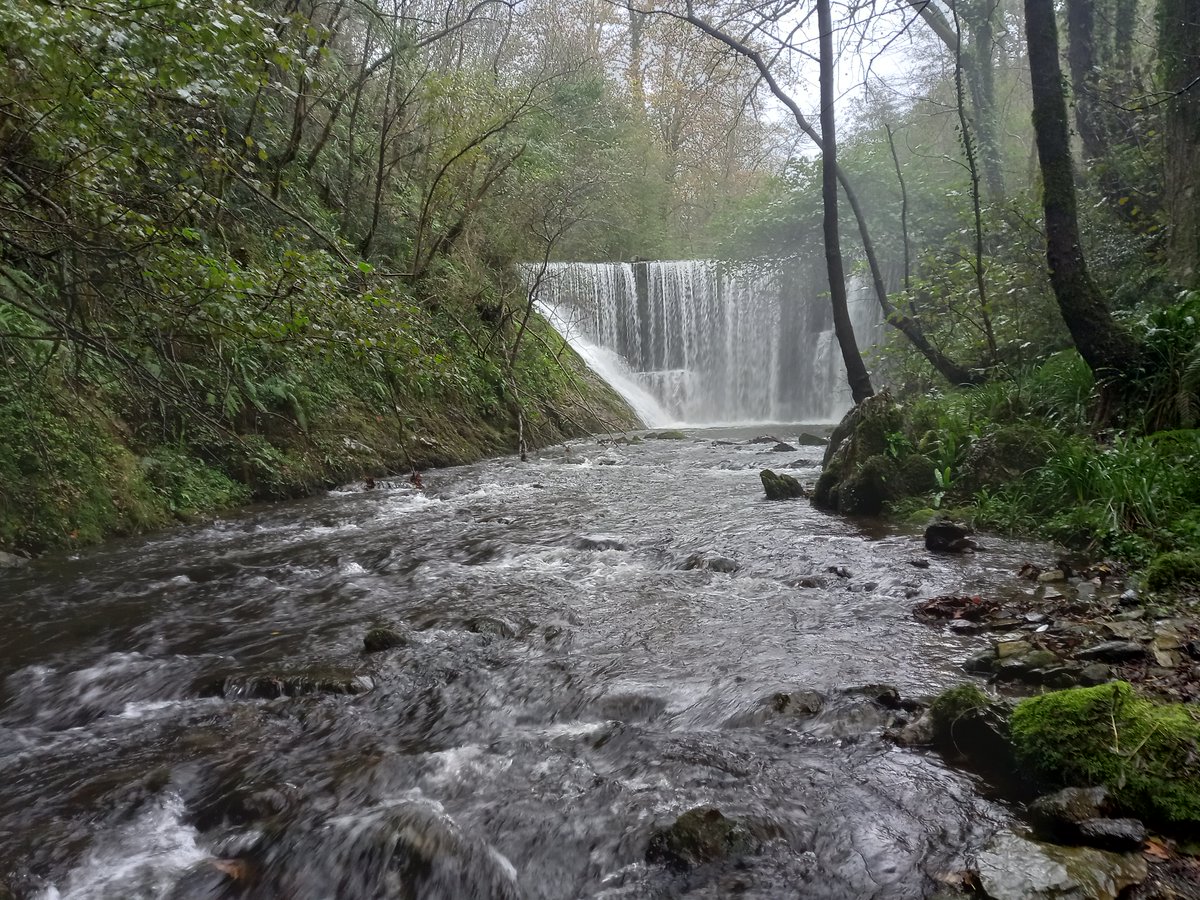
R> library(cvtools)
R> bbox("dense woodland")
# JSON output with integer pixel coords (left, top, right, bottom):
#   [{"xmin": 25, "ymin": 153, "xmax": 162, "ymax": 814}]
[{"xmin": 0, "ymin": 0, "xmax": 1198, "ymax": 573}]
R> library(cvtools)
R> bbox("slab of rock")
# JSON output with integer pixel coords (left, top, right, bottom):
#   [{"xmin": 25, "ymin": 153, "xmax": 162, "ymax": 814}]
[
  {"xmin": 760, "ymin": 468, "xmax": 805, "ymax": 500},
  {"xmin": 1075, "ymin": 641, "xmax": 1146, "ymax": 663},
  {"xmin": 1076, "ymin": 818, "xmax": 1147, "ymax": 853},
  {"xmin": 973, "ymin": 830, "xmax": 1147, "ymax": 900},
  {"xmin": 1029, "ymin": 786, "xmax": 1111, "ymax": 832}
]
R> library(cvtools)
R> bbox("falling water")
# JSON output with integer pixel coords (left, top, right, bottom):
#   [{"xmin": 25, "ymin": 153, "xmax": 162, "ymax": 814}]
[{"xmin": 527, "ymin": 260, "xmax": 882, "ymax": 426}]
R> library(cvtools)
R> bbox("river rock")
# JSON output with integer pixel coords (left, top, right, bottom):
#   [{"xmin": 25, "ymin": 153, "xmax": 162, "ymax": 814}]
[
  {"xmin": 1076, "ymin": 818, "xmax": 1147, "ymax": 852},
  {"xmin": 210, "ymin": 668, "xmax": 374, "ymax": 700},
  {"xmin": 770, "ymin": 442, "xmax": 796, "ymax": 452},
  {"xmin": 925, "ymin": 519, "xmax": 977, "ymax": 553},
  {"xmin": 1075, "ymin": 641, "xmax": 1146, "ymax": 663},
  {"xmin": 795, "ymin": 432, "xmax": 828, "ymax": 446},
  {"xmin": 681, "ymin": 553, "xmax": 739, "ymax": 573},
  {"xmin": 464, "ymin": 615, "xmax": 520, "ymax": 638},
  {"xmin": 1078, "ymin": 663, "xmax": 1113, "ymax": 685},
  {"xmin": 1038, "ymin": 569, "xmax": 1067, "ymax": 583},
  {"xmin": 973, "ymin": 830, "xmax": 1148, "ymax": 900},
  {"xmin": 646, "ymin": 806, "xmax": 753, "ymax": 870},
  {"xmin": 648, "ymin": 430, "xmax": 687, "ymax": 440},
  {"xmin": 363, "ymin": 627, "xmax": 406, "ymax": 652},
  {"xmin": 1029, "ymin": 786, "xmax": 1111, "ymax": 833},
  {"xmin": 760, "ymin": 469, "xmax": 804, "ymax": 500},
  {"xmin": 0, "ymin": 551, "xmax": 28, "ymax": 568}
]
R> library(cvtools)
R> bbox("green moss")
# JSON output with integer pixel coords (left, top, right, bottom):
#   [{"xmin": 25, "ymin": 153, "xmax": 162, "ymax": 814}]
[
  {"xmin": 839, "ymin": 453, "xmax": 896, "ymax": 515},
  {"xmin": 1143, "ymin": 550, "xmax": 1200, "ymax": 591},
  {"xmin": 1010, "ymin": 682, "xmax": 1200, "ymax": 825},
  {"xmin": 929, "ymin": 683, "xmax": 994, "ymax": 731}
]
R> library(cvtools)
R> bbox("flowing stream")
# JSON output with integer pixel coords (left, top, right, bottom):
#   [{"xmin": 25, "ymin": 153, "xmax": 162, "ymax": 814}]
[{"xmin": 0, "ymin": 428, "xmax": 1050, "ymax": 900}]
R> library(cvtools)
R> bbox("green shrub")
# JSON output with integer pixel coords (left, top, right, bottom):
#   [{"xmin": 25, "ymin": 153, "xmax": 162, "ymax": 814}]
[
  {"xmin": 1144, "ymin": 550, "xmax": 1200, "ymax": 591},
  {"xmin": 1010, "ymin": 682, "xmax": 1200, "ymax": 825}
]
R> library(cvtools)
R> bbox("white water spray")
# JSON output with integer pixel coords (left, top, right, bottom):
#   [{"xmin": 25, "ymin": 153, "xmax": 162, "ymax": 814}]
[{"xmin": 526, "ymin": 260, "xmax": 881, "ymax": 426}]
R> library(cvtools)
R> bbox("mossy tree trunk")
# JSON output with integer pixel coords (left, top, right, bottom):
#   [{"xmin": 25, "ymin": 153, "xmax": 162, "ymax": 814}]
[
  {"xmin": 1024, "ymin": 0, "xmax": 1142, "ymax": 384},
  {"xmin": 817, "ymin": 0, "xmax": 874, "ymax": 404},
  {"xmin": 1160, "ymin": 0, "xmax": 1200, "ymax": 287}
]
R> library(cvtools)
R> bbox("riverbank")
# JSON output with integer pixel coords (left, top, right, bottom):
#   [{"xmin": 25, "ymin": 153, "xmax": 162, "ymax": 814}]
[{"xmin": 0, "ymin": 316, "xmax": 637, "ymax": 558}]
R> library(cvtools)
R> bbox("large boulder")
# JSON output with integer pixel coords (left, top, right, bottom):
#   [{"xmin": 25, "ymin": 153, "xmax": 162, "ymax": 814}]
[
  {"xmin": 812, "ymin": 391, "xmax": 934, "ymax": 516},
  {"xmin": 1010, "ymin": 682, "xmax": 1200, "ymax": 826}
]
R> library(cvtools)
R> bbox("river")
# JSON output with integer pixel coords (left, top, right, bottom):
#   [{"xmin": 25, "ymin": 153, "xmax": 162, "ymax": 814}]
[{"xmin": 0, "ymin": 427, "xmax": 1049, "ymax": 899}]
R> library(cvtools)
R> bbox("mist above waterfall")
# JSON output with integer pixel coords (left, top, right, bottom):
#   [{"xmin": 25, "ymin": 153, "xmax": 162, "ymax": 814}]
[{"xmin": 530, "ymin": 260, "xmax": 882, "ymax": 427}]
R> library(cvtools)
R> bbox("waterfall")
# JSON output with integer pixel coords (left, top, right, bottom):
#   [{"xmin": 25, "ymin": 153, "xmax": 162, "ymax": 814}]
[{"xmin": 527, "ymin": 260, "xmax": 882, "ymax": 427}]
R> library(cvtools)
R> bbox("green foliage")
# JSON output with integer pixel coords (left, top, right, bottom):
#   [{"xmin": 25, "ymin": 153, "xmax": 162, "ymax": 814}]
[
  {"xmin": 1011, "ymin": 682, "xmax": 1200, "ymax": 825},
  {"xmin": 1144, "ymin": 550, "xmax": 1200, "ymax": 592}
]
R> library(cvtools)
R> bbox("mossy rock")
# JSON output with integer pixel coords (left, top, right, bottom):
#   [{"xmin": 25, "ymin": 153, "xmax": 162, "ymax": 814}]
[
  {"xmin": 838, "ymin": 453, "xmax": 896, "ymax": 515},
  {"xmin": 648, "ymin": 430, "xmax": 687, "ymax": 440},
  {"xmin": 814, "ymin": 391, "xmax": 907, "ymax": 515},
  {"xmin": 645, "ymin": 806, "xmax": 754, "ymax": 870},
  {"xmin": 760, "ymin": 468, "xmax": 804, "ymax": 500},
  {"xmin": 958, "ymin": 423, "xmax": 1060, "ymax": 493},
  {"xmin": 1010, "ymin": 681, "xmax": 1200, "ymax": 826},
  {"xmin": 895, "ymin": 454, "xmax": 937, "ymax": 494},
  {"xmin": 1144, "ymin": 550, "xmax": 1200, "ymax": 592}
]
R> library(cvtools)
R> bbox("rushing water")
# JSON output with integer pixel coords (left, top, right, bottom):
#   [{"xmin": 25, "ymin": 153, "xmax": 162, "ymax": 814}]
[
  {"xmin": 0, "ymin": 429, "xmax": 1048, "ymax": 900},
  {"xmin": 529, "ymin": 261, "xmax": 883, "ymax": 426}
]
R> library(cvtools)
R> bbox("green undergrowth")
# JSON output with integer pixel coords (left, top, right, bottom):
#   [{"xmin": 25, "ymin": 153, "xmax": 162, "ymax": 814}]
[
  {"xmin": 0, "ymin": 311, "xmax": 634, "ymax": 554},
  {"xmin": 1010, "ymin": 682, "xmax": 1200, "ymax": 826},
  {"xmin": 854, "ymin": 345, "xmax": 1200, "ymax": 572}
]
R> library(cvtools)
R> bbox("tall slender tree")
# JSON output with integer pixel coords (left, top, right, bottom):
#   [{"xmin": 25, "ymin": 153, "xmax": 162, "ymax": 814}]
[{"xmin": 1024, "ymin": 0, "xmax": 1142, "ymax": 383}]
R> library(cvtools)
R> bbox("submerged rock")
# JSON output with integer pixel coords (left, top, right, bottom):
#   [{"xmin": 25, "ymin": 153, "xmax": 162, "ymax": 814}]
[
  {"xmin": 646, "ymin": 807, "xmax": 754, "ymax": 870},
  {"xmin": 363, "ymin": 627, "xmax": 406, "ymax": 653},
  {"xmin": 726, "ymin": 689, "xmax": 824, "ymax": 727},
  {"xmin": 209, "ymin": 668, "xmax": 374, "ymax": 700},
  {"xmin": 973, "ymin": 830, "xmax": 1147, "ymax": 900},
  {"xmin": 760, "ymin": 469, "xmax": 804, "ymax": 500},
  {"xmin": 463, "ymin": 615, "xmax": 520, "ymax": 639},
  {"xmin": 648, "ymin": 430, "xmax": 687, "ymax": 440},
  {"xmin": 680, "ymin": 553, "xmax": 739, "ymax": 573}
]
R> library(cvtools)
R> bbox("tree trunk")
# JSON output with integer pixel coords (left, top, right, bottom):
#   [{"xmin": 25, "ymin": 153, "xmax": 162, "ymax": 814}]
[
  {"xmin": 817, "ymin": 0, "xmax": 874, "ymax": 404},
  {"xmin": 1161, "ymin": 0, "xmax": 1200, "ymax": 287},
  {"xmin": 1024, "ymin": 0, "xmax": 1141, "ymax": 380}
]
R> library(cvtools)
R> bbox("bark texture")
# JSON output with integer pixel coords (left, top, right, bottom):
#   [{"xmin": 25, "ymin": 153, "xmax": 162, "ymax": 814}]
[
  {"xmin": 817, "ymin": 0, "xmax": 874, "ymax": 404},
  {"xmin": 1024, "ymin": 0, "xmax": 1141, "ymax": 381},
  {"xmin": 1161, "ymin": 0, "xmax": 1200, "ymax": 286}
]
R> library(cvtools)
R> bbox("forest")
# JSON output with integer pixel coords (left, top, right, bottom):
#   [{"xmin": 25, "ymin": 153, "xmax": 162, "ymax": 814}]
[
  {"xmin": 4, "ymin": 1, "xmax": 1200, "ymax": 896},
  {"xmin": 2, "ymin": 0, "xmax": 1198, "ymax": 569}
]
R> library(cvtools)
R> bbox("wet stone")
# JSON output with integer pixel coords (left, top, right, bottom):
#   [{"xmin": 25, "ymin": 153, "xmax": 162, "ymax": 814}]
[
  {"xmin": 925, "ymin": 519, "xmax": 977, "ymax": 553},
  {"xmin": 363, "ymin": 627, "xmax": 406, "ymax": 653},
  {"xmin": 1076, "ymin": 640, "xmax": 1146, "ymax": 663},
  {"xmin": 760, "ymin": 468, "xmax": 805, "ymax": 500},
  {"xmin": 645, "ymin": 807, "xmax": 754, "ymax": 870},
  {"xmin": 769, "ymin": 442, "xmax": 796, "ymax": 452},
  {"xmin": 1077, "ymin": 818, "xmax": 1147, "ymax": 853},
  {"xmin": 973, "ymin": 830, "xmax": 1147, "ymax": 900},
  {"xmin": 1079, "ymin": 663, "xmax": 1113, "ymax": 685}
]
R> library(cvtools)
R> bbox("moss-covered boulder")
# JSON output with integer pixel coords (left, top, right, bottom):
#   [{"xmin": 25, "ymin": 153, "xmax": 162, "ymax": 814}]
[
  {"xmin": 760, "ymin": 469, "xmax": 804, "ymax": 500},
  {"xmin": 813, "ymin": 391, "xmax": 934, "ymax": 515},
  {"xmin": 1010, "ymin": 682, "xmax": 1200, "ymax": 826},
  {"xmin": 645, "ymin": 807, "xmax": 754, "ymax": 870},
  {"xmin": 958, "ymin": 423, "xmax": 1059, "ymax": 493},
  {"xmin": 1143, "ymin": 550, "xmax": 1200, "ymax": 591}
]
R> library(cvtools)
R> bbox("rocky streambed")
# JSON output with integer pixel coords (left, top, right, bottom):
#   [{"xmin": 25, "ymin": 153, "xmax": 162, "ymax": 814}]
[{"xmin": 0, "ymin": 427, "xmax": 1196, "ymax": 899}]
